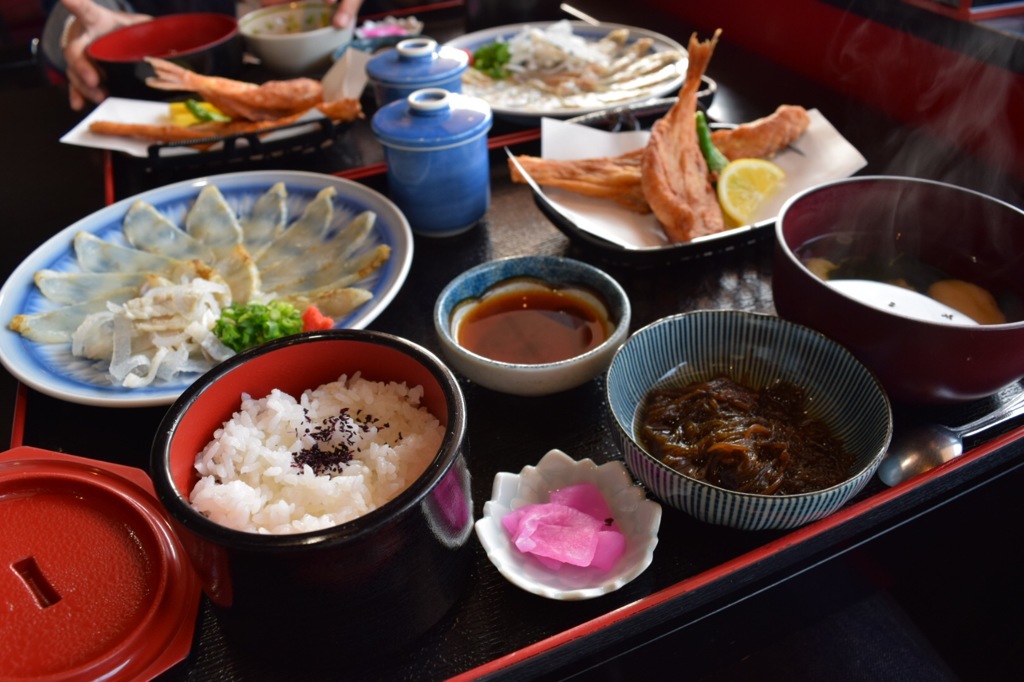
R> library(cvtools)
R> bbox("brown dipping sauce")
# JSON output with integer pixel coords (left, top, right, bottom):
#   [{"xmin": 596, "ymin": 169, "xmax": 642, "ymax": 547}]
[
  {"xmin": 637, "ymin": 376, "xmax": 855, "ymax": 495},
  {"xmin": 453, "ymin": 278, "xmax": 611, "ymax": 364}
]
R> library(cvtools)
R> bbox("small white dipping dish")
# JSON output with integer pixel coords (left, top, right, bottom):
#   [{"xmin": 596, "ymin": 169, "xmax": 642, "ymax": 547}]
[
  {"xmin": 475, "ymin": 448, "xmax": 661, "ymax": 601},
  {"xmin": 433, "ymin": 255, "xmax": 631, "ymax": 396}
]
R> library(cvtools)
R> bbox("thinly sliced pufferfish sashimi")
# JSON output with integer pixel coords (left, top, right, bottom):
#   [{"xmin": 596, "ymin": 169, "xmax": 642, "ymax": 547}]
[
  {"xmin": 74, "ymin": 232, "xmax": 181, "ymax": 273},
  {"xmin": 258, "ymin": 210, "xmax": 376, "ymax": 289},
  {"xmin": 280, "ymin": 287, "xmax": 373, "ymax": 319},
  {"xmin": 267, "ymin": 244, "xmax": 391, "ymax": 295},
  {"xmin": 43, "ymin": 255, "xmax": 220, "ymax": 306},
  {"xmin": 11, "ymin": 182, "xmax": 393, "ymax": 357},
  {"xmin": 8, "ymin": 288, "xmax": 139, "ymax": 343},
  {"xmin": 255, "ymin": 187, "xmax": 337, "ymax": 269},
  {"xmin": 241, "ymin": 182, "xmax": 288, "ymax": 255},
  {"xmin": 123, "ymin": 200, "xmax": 215, "ymax": 261},
  {"xmin": 212, "ymin": 245, "xmax": 261, "ymax": 304},
  {"xmin": 34, "ymin": 270, "xmax": 150, "ymax": 305},
  {"xmin": 186, "ymin": 185, "xmax": 244, "ymax": 247}
]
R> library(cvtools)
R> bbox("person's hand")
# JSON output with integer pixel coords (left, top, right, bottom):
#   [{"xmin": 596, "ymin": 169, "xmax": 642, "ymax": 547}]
[
  {"xmin": 329, "ymin": 0, "xmax": 364, "ymax": 29},
  {"xmin": 59, "ymin": 0, "xmax": 151, "ymax": 110},
  {"xmin": 260, "ymin": 0, "xmax": 364, "ymax": 29}
]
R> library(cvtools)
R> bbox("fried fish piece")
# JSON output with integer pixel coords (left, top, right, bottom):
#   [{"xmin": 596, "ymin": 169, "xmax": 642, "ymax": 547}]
[
  {"xmin": 88, "ymin": 99, "xmax": 363, "ymax": 146},
  {"xmin": 508, "ymin": 149, "xmax": 649, "ymax": 213},
  {"xmin": 145, "ymin": 57, "xmax": 323, "ymax": 121},
  {"xmin": 640, "ymin": 30, "xmax": 724, "ymax": 243},
  {"xmin": 711, "ymin": 104, "xmax": 811, "ymax": 160},
  {"xmin": 88, "ymin": 114, "xmax": 307, "ymax": 145},
  {"xmin": 88, "ymin": 120, "xmax": 225, "ymax": 143}
]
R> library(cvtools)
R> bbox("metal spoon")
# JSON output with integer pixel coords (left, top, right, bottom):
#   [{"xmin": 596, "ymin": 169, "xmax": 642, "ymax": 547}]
[{"xmin": 878, "ymin": 389, "xmax": 1024, "ymax": 486}]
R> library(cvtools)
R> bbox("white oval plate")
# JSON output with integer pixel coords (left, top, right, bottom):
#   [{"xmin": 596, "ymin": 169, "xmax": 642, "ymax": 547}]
[
  {"xmin": 0, "ymin": 170, "xmax": 413, "ymax": 407},
  {"xmin": 445, "ymin": 21, "xmax": 687, "ymax": 122}
]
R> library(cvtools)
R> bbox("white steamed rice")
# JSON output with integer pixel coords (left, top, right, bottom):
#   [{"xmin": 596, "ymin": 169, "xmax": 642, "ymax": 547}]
[{"xmin": 190, "ymin": 372, "xmax": 444, "ymax": 534}]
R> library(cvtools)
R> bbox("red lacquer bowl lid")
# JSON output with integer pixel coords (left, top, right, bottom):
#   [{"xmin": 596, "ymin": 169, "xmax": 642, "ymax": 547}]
[{"xmin": 0, "ymin": 446, "xmax": 200, "ymax": 681}]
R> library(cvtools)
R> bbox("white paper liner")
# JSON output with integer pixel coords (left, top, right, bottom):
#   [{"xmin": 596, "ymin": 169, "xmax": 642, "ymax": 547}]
[{"xmin": 529, "ymin": 108, "xmax": 867, "ymax": 249}]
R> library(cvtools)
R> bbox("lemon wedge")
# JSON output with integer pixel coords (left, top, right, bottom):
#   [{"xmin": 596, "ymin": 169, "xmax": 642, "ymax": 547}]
[{"xmin": 716, "ymin": 158, "xmax": 786, "ymax": 226}]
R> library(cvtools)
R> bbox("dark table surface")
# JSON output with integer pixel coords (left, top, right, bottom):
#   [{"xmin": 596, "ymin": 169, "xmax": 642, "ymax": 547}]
[{"xmin": 2, "ymin": 1, "xmax": 1023, "ymax": 679}]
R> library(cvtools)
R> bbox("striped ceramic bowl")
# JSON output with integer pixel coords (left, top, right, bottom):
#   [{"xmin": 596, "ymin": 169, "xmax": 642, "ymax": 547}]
[{"xmin": 605, "ymin": 310, "xmax": 892, "ymax": 530}]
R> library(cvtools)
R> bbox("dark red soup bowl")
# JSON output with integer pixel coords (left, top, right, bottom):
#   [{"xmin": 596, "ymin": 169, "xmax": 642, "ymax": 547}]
[
  {"xmin": 87, "ymin": 13, "xmax": 243, "ymax": 100},
  {"xmin": 150, "ymin": 330, "xmax": 472, "ymax": 660},
  {"xmin": 773, "ymin": 176, "xmax": 1024, "ymax": 405}
]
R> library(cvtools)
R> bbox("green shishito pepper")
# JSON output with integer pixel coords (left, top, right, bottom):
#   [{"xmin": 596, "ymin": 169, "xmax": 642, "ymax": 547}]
[
  {"xmin": 696, "ymin": 110, "xmax": 729, "ymax": 175},
  {"xmin": 472, "ymin": 41, "xmax": 512, "ymax": 79},
  {"xmin": 185, "ymin": 98, "xmax": 231, "ymax": 123},
  {"xmin": 213, "ymin": 300, "xmax": 303, "ymax": 352}
]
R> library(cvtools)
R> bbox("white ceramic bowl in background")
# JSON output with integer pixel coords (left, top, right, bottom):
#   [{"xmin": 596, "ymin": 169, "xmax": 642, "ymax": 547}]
[
  {"xmin": 606, "ymin": 310, "xmax": 893, "ymax": 531},
  {"xmin": 475, "ymin": 448, "xmax": 661, "ymax": 600},
  {"xmin": 239, "ymin": 2, "xmax": 353, "ymax": 75},
  {"xmin": 433, "ymin": 255, "xmax": 631, "ymax": 396}
]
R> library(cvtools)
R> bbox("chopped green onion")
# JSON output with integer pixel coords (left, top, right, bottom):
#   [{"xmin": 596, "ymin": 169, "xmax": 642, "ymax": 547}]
[
  {"xmin": 213, "ymin": 300, "xmax": 303, "ymax": 352},
  {"xmin": 472, "ymin": 42, "xmax": 512, "ymax": 79}
]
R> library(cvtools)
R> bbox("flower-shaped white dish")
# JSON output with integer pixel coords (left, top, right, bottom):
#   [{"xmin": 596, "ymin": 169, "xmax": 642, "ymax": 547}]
[{"xmin": 475, "ymin": 448, "xmax": 661, "ymax": 600}]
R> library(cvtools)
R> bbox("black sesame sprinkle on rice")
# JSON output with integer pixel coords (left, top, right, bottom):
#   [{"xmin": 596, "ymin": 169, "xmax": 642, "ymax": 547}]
[{"xmin": 292, "ymin": 408, "xmax": 375, "ymax": 476}]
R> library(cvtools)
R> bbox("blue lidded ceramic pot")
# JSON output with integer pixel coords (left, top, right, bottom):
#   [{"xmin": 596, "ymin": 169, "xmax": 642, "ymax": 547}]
[
  {"xmin": 365, "ymin": 37, "xmax": 469, "ymax": 107},
  {"xmin": 372, "ymin": 88, "xmax": 493, "ymax": 237}
]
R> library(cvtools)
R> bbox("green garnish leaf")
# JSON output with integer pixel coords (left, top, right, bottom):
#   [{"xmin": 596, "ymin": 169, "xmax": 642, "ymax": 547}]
[
  {"xmin": 472, "ymin": 41, "xmax": 512, "ymax": 79},
  {"xmin": 213, "ymin": 300, "xmax": 303, "ymax": 352}
]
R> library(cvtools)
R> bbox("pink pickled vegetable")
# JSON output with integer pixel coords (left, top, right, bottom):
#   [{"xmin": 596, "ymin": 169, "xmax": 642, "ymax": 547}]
[
  {"xmin": 591, "ymin": 528, "xmax": 627, "ymax": 571},
  {"xmin": 549, "ymin": 482, "xmax": 615, "ymax": 527},
  {"xmin": 502, "ymin": 482, "xmax": 626, "ymax": 571},
  {"xmin": 511, "ymin": 504, "xmax": 602, "ymax": 566}
]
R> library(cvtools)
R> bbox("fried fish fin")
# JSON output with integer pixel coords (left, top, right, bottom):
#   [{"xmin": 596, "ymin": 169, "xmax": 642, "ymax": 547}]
[
  {"xmin": 508, "ymin": 150, "xmax": 649, "ymax": 213},
  {"xmin": 640, "ymin": 30, "xmax": 724, "ymax": 243},
  {"xmin": 315, "ymin": 98, "xmax": 364, "ymax": 122}
]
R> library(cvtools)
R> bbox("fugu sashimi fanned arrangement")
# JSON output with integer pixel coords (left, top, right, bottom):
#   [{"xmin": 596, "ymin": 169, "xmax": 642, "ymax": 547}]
[{"xmin": 8, "ymin": 182, "xmax": 390, "ymax": 389}]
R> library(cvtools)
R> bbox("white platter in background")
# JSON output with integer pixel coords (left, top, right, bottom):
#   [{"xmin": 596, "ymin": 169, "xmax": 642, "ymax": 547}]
[{"xmin": 445, "ymin": 21, "xmax": 688, "ymax": 122}]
